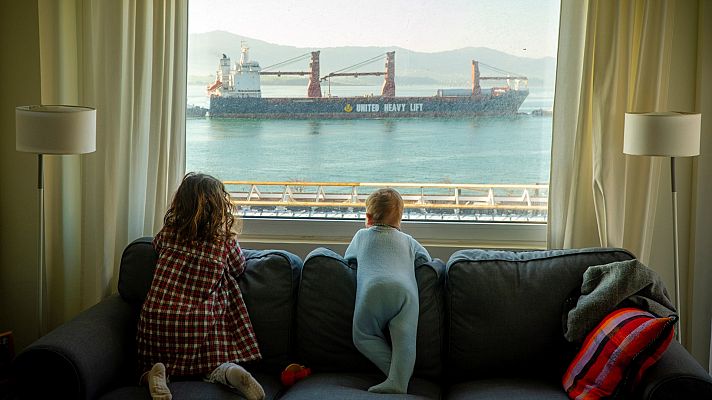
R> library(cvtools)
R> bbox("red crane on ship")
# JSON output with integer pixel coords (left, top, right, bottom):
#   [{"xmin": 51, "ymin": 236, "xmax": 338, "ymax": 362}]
[
  {"xmin": 260, "ymin": 52, "xmax": 396, "ymax": 98},
  {"xmin": 260, "ymin": 52, "xmax": 323, "ymax": 97},
  {"xmin": 319, "ymin": 52, "xmax": 394, "ymax": 97}
]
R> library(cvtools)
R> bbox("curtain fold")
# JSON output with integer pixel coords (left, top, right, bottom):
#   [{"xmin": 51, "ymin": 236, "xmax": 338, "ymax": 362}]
[
  {"xmin": 550, "ymin": 0, "xmax": 710, "ymax": 366},
  {"xmin": 38, "ymin": 0, "xmax": 186, "ymax": 330},
  {"xmin": 549, "ymin": 0, "xmax": 673, "ymax": 253}
]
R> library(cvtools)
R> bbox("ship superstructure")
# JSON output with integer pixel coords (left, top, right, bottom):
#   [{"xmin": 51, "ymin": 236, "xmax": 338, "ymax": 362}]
[{"xmin": 209, "ymin": 43, "xmax": 263, "ymax": 98}]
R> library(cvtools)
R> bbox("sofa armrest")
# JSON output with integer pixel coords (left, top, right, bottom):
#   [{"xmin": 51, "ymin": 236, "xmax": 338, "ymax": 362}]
[
  {"xmin": 12, "ymin": 294, "xmax": 138, "ymax": 400},
  {"xmin": 636, "ymin": 340, "xmax": 712, "ymax": 399}
]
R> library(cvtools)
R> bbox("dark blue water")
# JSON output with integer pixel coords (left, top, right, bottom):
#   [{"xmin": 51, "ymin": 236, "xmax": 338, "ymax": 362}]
[{"xmin": 186, "ymin": 85, "xmax": 553, "ymax": 185}]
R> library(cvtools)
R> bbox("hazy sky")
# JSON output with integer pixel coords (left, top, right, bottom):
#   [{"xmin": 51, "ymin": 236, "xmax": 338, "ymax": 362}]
[{"xmin": 189, "ymin": 0, "xmax": 561, "ymax": 58}]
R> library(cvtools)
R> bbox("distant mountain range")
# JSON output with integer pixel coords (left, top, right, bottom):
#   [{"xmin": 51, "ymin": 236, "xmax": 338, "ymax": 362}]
[{"xmin": 189, "ymin": 31, "xmax": 556, "ymax": 87}]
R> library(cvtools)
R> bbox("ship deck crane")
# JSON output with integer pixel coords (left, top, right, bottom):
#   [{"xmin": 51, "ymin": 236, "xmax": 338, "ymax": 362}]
[
  {"xmin": 320, "ymin": 72, "xmax": 386, "ymax": 97},
  {"xmin": 471, "ymin": 62, "xmax": 529, "ymax": 96},
  {"xmin": 259, "ymin": 52, "xmax": 313, "ymax": 76},
  {"xmin": 320, "ymin": 52, "xmax": 393, "ymax": 97},
  {"xmin": 477, "ymin": 62, "xmax": 528, "ymax": 81},
  {"xmin": 320, "ymin": 72, "xmax": 385, "ymax": 79},
  {"xmin": 259, "ymin": 71, "xmax": 310, "ymax": 76},
  {"xmin": 260, "ymin": 52, "xmax": 323, "ymax": 97},
  {"xmin": 256, "ymin": 51, "xmax": 395, "ymax": 98}
]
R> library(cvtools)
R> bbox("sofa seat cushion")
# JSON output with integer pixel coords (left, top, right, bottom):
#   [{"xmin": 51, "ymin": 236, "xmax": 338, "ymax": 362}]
[
  {"xmin": 296, "ymin": 247, "xmax": 446, "ymax": 379},
  {"xmin": 446, "ymin": 378, "xmax": 570, "ymax": 400},
  {"xmin": 279, "ymin": 372, "xmax": 441, "ymax": 399},
  {"xmin": 445, "ymin": 248, "xmax": 635, "ymax": 382},
  {"xmin": 98, "ymin": 371, "xmax": 282, "ymax": 400},
  {"xmin": 99, "ymin": 372, "xmax": 284, "ymax": 400}
]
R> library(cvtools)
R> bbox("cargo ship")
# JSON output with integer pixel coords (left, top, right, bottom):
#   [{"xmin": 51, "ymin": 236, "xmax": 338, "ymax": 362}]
[{"xmin": 205, "ymin": 44, "xmax": 529, "ymax": 119}]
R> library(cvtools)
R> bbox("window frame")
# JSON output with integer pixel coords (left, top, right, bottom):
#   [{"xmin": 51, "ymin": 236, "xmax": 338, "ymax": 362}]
[{"xmin": 188, "ymin": 2, "xmax": 559, "ymax": 251}]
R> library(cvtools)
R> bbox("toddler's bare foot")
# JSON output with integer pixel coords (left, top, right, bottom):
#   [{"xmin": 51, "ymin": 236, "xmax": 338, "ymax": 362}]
[{"xmin": 368, "ymin": 378, "xmax": 407, "ymax": 394}]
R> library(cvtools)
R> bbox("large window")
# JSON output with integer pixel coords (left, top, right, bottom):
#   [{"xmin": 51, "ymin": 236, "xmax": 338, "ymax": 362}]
[{"xmin": 187, "ymin": 1, "xmax": 560, "ymax": 247}]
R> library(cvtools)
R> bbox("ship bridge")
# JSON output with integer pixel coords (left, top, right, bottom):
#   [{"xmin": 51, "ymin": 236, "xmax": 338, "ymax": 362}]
[{"xmin": 208, "ymin": 42, "xmax": 263, "ymax": 98}]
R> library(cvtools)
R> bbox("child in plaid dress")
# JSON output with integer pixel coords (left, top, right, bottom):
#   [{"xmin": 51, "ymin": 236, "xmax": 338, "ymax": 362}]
[{"xmin": 137, "ymin": 172, "xmax": 265, "ymax": 400}]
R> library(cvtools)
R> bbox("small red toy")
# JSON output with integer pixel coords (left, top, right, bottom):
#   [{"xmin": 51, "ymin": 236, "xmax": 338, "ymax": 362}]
[{"xmin": 280, "ymin": 363, "xmax": 312, "ymax": 387}]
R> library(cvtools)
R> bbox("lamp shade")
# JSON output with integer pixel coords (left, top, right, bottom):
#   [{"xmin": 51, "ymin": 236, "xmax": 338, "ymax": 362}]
[
  {"xmin": 16, "ymin": 105, "xmax": 96, "ymax": 154},
  {"xmin": 623, "ymin": 112, "xmax": 701, "ymax": 157}
]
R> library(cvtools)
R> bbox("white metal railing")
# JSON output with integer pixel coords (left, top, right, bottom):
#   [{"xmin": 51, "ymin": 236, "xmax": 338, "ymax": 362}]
[{"xmin": 224, "ymin": 181, "xmax": 548, "ymax": 222}]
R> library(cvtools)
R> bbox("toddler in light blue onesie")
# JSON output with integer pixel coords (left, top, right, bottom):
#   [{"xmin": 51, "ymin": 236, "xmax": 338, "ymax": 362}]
[{"xmin": 345, "ymin": 188, "xmax": 431, "ymax": 394}]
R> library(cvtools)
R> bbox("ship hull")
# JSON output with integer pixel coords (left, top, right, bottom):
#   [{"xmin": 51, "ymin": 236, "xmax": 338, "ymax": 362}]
[{"xmin": 208, "ymin": 90, "xmax": 528, "ymax": 119}]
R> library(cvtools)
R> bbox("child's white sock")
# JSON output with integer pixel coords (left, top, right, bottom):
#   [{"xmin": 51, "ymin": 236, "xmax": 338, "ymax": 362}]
[
  {"xmin": 225, "ymin": 364, "xmax": 265, "ymax": 400},
  {"xmin": 147, "ymin": 362, "xmax": 172, "ymax": 400}
]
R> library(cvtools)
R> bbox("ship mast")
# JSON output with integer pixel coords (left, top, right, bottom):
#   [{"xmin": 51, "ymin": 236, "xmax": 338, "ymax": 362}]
[
  {"xmin": 307, "ymin": 51, "xmax": 322, "ymax": 98},
  {"xmin": 472, "ymin": 61, "xmax": 481, "ymax": 96},
  {"xmin": 381, "ymin": 52, "xmax": 395, "ymax": 97}
]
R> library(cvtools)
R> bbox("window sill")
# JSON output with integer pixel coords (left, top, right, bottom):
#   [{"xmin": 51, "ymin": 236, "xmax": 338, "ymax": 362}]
[{"xmin": 238, "ymin": 217, "xmax": 547, "ymax": 250}]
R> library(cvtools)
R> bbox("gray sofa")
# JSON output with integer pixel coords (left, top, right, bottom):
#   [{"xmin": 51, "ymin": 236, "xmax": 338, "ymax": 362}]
[{"xmin": 11, "ymin": 237, "xmax": 712, "ymax": 399}]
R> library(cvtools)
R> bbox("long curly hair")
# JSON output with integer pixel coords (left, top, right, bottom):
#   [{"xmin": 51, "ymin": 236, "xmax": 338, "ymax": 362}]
[{"xmin": 163, "ymin": 172, "xmax": 236, "ymax": 243}]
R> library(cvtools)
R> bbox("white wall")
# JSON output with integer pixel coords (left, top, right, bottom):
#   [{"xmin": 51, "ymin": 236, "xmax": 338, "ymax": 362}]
[{"xmin": 0, "ymin": 2, "xmax": 43, "ymax": 351}]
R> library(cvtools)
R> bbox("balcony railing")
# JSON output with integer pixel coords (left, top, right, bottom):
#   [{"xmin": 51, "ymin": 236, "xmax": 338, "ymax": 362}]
[{"xmin": 224, "ymin": 181, "xmax": 548, "ymax": 222}]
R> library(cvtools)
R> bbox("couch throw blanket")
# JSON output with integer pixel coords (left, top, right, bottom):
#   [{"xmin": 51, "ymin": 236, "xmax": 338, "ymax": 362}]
[{"xmin": 563, "ymin": 259, "xmax": 677, "ymax": 343}]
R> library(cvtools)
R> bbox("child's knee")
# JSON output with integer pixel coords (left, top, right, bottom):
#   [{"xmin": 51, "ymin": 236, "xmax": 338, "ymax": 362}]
[{"xmin": 353, "ymin": 317, "xmax": 384, "ymax": 339}]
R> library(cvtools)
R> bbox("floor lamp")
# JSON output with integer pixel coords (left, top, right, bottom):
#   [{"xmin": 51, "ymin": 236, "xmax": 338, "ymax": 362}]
[
  {"xmin": 15, "ymin": 105, "xmax": 96, "ymax": 337},
  {"xmin": 623, "ymin": 111, "xmax": 702, "ymax": 343}
]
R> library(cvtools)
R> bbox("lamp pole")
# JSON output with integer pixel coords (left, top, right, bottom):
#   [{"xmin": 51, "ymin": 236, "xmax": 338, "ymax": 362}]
[
  {"xmin": 37, "ymin": 153, "xmax": 46, "ymax": 337},
  {"xmin": 670, "ymin": 157, "xmax": 681, "ymax": 343}
]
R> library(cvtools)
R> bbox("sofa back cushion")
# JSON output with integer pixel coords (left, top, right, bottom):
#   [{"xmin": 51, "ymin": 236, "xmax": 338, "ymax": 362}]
[
  {"xmin": 117, "ymin": 237, "xmax": 303, "ymax": 373},
  {"xmin": 295, "ymin": 247, "xmax": 446, "ymax": 380},
  {"xmin": 445, "ymin": 247, "xmax": 635, "ymax": 383},
  {"xmin": 118, "ymin": 237, "xmax": 158, "ymax": 306}
]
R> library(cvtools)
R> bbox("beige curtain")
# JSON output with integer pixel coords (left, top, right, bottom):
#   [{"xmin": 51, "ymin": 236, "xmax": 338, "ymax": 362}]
[
  {"xmin": 37, "ymin": 0, "xmax": 187, "ymax": 329},
  {"xmin": 550, "ymin": 0, "xmax": 711, "ymax": 367}
]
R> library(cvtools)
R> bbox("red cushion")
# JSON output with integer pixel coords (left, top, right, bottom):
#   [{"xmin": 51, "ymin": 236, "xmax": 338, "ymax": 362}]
[{"xmin": 562, "ymin": 307, "xmax": 677, "ymax": 400}]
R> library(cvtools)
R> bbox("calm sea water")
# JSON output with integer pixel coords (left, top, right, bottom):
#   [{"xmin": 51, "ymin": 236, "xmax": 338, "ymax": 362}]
[{"xmin": 186, "ymin": 84, "xmax": 553, "ymax": 185}]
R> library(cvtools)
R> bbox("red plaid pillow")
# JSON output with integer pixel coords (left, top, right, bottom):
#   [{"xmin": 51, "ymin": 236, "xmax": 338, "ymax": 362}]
[{"xmin": 562, "ymin": 307, "xmax": 677, "ymax": 400}]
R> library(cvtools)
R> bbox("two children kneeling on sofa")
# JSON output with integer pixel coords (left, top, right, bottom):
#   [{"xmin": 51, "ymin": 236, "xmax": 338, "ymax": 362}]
[{"xmin": 136, "ymin": 172, "xmax": 424, "ymax": 399}]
